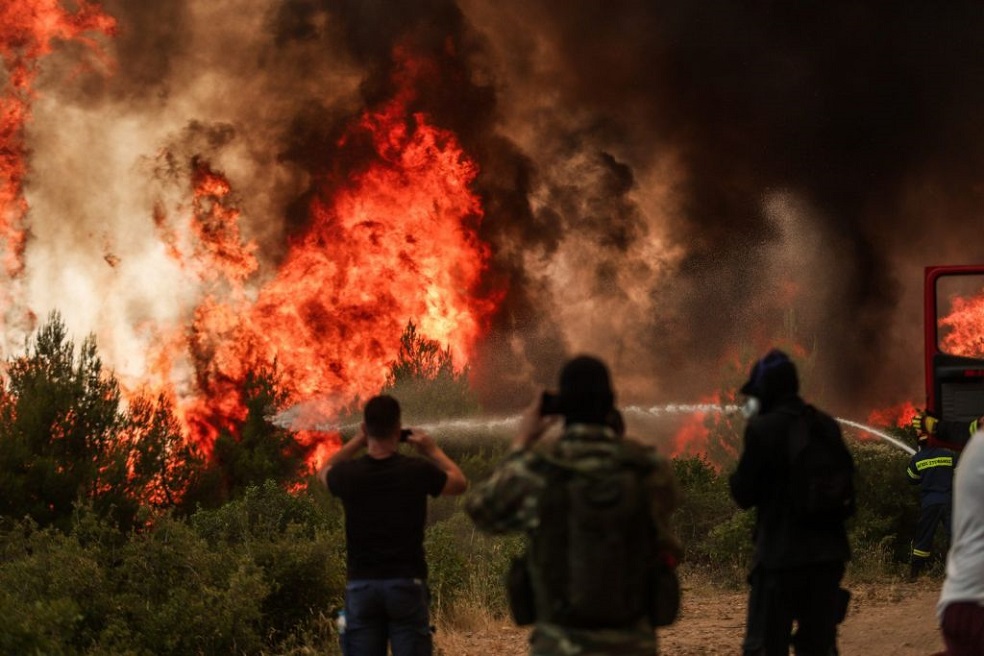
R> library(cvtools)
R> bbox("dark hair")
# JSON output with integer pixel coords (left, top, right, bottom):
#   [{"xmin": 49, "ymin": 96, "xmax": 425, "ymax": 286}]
[
  {"xmin": 558, "ymin": 355, "xmax": 616, "ymax": 425},
  {"xmin": 364, "ymin": 395, "xmax": 401, "ymax": 438}
]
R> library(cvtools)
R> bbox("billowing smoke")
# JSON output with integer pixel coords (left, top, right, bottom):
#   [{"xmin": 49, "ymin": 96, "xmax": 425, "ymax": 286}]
[{"xmin": 7, "ymin": 0, "xmax": 984, "ymax": 423}]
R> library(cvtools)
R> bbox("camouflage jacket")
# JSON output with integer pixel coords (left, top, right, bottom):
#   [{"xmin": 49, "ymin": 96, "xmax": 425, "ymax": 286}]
[{"xmin": 465, "ymin": 423, "xmax": 681, "ymax": 655}]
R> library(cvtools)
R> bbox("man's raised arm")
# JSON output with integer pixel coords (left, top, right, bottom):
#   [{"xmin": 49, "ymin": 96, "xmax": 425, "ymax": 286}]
[{"xmin": 408, "ymin": 430, "xmax": 468, "ymax": 495}]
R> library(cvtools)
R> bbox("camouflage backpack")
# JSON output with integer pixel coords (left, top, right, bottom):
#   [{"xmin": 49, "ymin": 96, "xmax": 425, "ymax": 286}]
[{"xmin": 508, "ymin": 435, "xmax": 674, "ymax": 629}]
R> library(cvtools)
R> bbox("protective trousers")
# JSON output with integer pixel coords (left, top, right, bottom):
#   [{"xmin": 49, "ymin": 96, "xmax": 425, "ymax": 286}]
[{"xmin": 910, "ymin": 502, "xmax": 952, "ymax": 575}]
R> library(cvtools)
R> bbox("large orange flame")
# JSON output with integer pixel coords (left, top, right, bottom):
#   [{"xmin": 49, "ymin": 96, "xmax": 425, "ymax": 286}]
[
  {"xmin": 150, "ymin": 49, "xmax": 500, "ymax": 465},
  {"xmin": 1, "ymin": 7, "xmax": 499, "ymax": 478},
  {"xmin": 0, "ymin": 1, "xmax": 115, "ymax": 336},
  {"xmin": 940, "ymin": 291, "xmax": 984, "ymax": 358}
]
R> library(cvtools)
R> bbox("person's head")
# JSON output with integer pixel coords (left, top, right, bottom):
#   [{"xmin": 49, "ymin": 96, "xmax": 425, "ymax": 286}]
[
  {"xmin": 739, "ymin": 349, "xmax": 799, "ymax": 416},
  {"xmin": 557, "ymin": 355, "xmax": 616, "ymax": 425},
  {"xmin": 363, "ymin": 394, "xmax": 401, "ymax": 440}
]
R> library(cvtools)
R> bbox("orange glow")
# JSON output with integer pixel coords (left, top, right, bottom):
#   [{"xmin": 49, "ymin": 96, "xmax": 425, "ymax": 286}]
[
  {"xmin": 0, "ymin": 0, "xmax": 115, "ymax": 337},
  {"xmin": 940, "ymin": 291, "xmax": 984, "ymax": 358},
  {"xmin": 667, "ymin": 392, "xmax": 741, "ymax": 465},
  {"xmin": 866, "ymin": 400, "xmax": 918, "ymax": 429},
  {"xmin": 670, "ymin": 408, "xmax": 711, "ymax": 458},
  {"xmin": 2, "ymin": 5, "xmax": 498, "ymax": 485},
  {"xmin": 148, "ymin": 49, "xmax": 501, "ymax": 472}
]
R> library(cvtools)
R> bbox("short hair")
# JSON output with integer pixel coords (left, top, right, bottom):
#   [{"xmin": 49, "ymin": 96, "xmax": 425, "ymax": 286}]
[{"xmin": 364, "ymin": 395, "xmax": 401, "ymax": 438}]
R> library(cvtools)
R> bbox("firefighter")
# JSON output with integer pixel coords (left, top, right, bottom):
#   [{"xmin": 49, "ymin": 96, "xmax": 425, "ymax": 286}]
[
  {"xmin": 911, "ymin": 410, "xmax": 983, "ymax": 450},
  {"xmin": 906, "ymin": 428, "xmax": 957, "ymax": 580}
]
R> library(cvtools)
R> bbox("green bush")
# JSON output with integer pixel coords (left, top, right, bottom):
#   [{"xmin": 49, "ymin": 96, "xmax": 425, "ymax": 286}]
[
  {"xmin": 701, "ymin": 511, "xmax": 756, "ymax": 587},
  {"xmin": 672, "ymin": 455, "xmax": 739, "ymax": 565},
  {"xmin": 848, "ymin": 441, "xmax": 922, "ymax": 576},
  {"xmin": 98, "ymin": 515, "xmax": 268, "ymax": 655},
  {"xmin": 0, "ymin": 483, "xmax": 351, "ymax": 655},
  {"xmin": 425, "ymin": 511, "xmax": 525, "ymax": 620},
  {"xmin": 425, "ymin": 514, "xmax": 471, "ymax": 616},
  {"xmin": 189, "ymin": 482, "xmax": 346, "ymax": 641},
  {"xmin": 0, "ymin": 519, "xmax": 107, "ymax": 655}
]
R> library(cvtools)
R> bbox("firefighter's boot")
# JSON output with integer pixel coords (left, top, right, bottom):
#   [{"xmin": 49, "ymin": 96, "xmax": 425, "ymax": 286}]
[{"xmin": 908, "ymin": 557, "xmax": 926, "ymax": 581}]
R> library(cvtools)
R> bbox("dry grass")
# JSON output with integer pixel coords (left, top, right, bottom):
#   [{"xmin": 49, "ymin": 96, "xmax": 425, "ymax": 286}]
[{"xmin": 434, "ymin": 604, "xmax": 527, "ymax": 656}]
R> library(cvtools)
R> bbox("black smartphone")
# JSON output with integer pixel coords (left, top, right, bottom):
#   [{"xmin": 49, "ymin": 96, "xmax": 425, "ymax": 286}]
[
  {"xmin": 400, "ymin": 428, "xmax": 413, "ymax": 442},
  {"xmin": 540, "ymin": 391, "xmax": 563, "ymax": 416}
]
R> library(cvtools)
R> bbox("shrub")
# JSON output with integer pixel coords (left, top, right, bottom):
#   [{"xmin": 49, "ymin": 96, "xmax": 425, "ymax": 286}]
[
  {"xmin": 425, "ymin": 512, "xmax": 524, "ymax": 621},
  {"xmin": 190, "ymin": 482, "xmax": 346, "ymax": 640},
  {"xmin": 848, "ymin": 441, "xmax": 922, "ymax": 575},
  {"xmin": 98, "ymin": 514, "xmax": 268, "ymax": 655},
  {"xmin": 0, "ymin": 519, "xmax": 108, "ymax": 654},
  {"xmin": 425, "ymin": 513, "xmax": 471, "ymax": 616},
  {"xmin": 700, "ymin": 511, "xmax": 756, "ymax": 587},
  {"xmin": 672, "ymin": 455, "xmax": 739, "ymax": 565}
]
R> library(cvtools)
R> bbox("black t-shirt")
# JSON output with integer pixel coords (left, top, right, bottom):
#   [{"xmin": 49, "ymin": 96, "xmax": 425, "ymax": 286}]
[{"xmin": 327, "ymin": 453, "xmax": 447, "ymax": 580}]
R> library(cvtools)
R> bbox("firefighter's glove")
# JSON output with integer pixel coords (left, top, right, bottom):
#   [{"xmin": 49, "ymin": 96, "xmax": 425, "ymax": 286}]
[{"xmin": 911, "ymin": 411, "xmax": 938, "ymax": 436}]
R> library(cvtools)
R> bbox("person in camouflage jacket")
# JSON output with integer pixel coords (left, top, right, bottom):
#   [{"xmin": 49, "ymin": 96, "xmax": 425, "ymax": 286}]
[{"xmin": 465, "ymin": 355, "xmax": 681, "ymax": 656}]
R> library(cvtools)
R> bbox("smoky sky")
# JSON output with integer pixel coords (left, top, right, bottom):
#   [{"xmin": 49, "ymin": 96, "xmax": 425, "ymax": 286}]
[
  {"xmin": 20, "ymin": 0, "xmax": 984, "ymax": 417},
  {"xmin": 259, "ymin": 1, "xmax": 984, "ymax": 411}
]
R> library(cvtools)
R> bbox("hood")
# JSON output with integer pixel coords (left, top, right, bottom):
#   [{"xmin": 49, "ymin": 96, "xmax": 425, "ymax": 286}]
[{"xmin": 739, "ymin": 349, "xmax": 800, "ymax": 412}]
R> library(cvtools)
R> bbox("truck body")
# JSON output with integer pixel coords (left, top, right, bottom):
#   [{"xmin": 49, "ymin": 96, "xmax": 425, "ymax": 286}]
[{"xmin": 924, "ymin": 265, "xmax": 984, "ymax": 425}]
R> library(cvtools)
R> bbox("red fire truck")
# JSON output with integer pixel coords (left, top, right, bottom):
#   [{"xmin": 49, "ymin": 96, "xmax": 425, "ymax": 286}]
[{"xmin": 923, "ymin": 265, "xmax": 984, "ymax": 427}]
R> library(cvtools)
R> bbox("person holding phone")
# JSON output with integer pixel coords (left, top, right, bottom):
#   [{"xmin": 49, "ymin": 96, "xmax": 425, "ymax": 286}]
[
  {"xmin": 318, "ymin": 394, "xmax": 467, "ymax": 656},
  {"xmin": 465, "ymin": 355, "xmax": 681, "ymax": 655}
]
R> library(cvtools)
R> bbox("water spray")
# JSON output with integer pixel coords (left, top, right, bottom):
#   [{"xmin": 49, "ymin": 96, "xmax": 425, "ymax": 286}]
[
  {"xmin": 280, "ymin": 402, "xmax": 916, "ymax": 456},
  {"xmin": 835, "ymin": 418, "xmax": 915, "ymax": 455},
  {"xmin": 624, "ymin": 403, "xmax": 741, "ymax": 416},
  {"xmin": 625, "ymin": 404, "xmax": 915, "ymax": 456}
]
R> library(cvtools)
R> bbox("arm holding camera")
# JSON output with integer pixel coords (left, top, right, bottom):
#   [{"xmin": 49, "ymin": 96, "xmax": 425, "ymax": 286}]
[
  {"xmin": 464, "ymin": 394, "xmax": 551, "ymax": 534},
  {"xmin": 405, "ymin": 429, "xmax": 468, "ymax": 496},
  {"xmin": 317, "ymin": 423, "xmax": 368, "ymax": 487},
  {"xmin": 512, "ymin": 392, "xmax": 562, "ymax": 451}
]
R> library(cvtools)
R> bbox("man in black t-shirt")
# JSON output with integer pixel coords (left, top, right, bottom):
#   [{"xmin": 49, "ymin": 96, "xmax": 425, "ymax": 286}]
[{"xmin": 318, "ymin": 395, "xmax": 467, "ymax": 656}]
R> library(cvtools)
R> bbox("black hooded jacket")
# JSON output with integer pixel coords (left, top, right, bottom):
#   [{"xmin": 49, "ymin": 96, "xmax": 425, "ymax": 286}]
[{"xmin": 729, "ymin": 352, "xmax": 853, "ymax": 569}]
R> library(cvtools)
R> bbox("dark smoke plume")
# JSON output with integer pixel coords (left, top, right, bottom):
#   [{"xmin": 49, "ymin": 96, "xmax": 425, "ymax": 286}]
[{"xmin": 19, "ymin": 0, "xmax": 984, "ymax": 418}]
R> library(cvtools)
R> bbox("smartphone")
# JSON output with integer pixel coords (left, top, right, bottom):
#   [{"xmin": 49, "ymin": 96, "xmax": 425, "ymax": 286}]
[{"xmin": 400, "ymin": 428, "xmax": 413, "ymax": 442}]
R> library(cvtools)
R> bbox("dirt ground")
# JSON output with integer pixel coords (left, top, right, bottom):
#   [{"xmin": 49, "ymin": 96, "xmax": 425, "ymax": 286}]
[{"xmin": 436, "ymin": 579, "xmax": 947, "ymax": 655}]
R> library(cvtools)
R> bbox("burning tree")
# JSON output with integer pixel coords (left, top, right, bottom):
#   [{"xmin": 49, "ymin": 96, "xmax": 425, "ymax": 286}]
[
  {"xmin": 0, "ymin": 313, "xmax": 322, "ymax": 527},
  {"xmin": 381, "ymin": 320, "xmax": 481, "ymax": 421},
  {"xmin": 0, "ymin": 313, "xmax": 195, "ymax": 530},
  {"xmin": 180, "ymin": 363, "xmax": 317, "ymax": 511}
]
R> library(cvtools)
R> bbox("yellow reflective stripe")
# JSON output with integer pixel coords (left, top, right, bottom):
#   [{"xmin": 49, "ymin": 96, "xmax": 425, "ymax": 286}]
[
  {"xmin": 915, "ymin": 456, "xmax": 953, "ymax": 471},
  {"xmin": 907, "ymin": 467, "xmax": 920, "ymax": 480},
  {"xmin": 971, "ymin": 419, "xmax": 980, "ymax": 435},
  {"xmin": 912, "ymin": 548, "xmax": 931, "ymax": 558}
]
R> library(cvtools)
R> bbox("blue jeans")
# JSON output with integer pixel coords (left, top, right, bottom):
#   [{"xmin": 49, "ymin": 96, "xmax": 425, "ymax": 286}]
[{"xmin": 342, "ymin": 578, "xmax": 432, "ymax": 656}]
